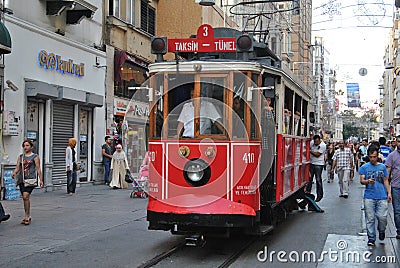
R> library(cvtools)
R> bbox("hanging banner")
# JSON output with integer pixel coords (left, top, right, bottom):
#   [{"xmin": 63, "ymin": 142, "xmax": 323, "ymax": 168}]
[{"xmin": 346, "ymin": 83, "xmax": 361, "ymax": 108}]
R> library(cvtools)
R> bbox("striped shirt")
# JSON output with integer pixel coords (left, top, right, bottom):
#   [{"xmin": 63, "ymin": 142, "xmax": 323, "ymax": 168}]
[{"xmin": 332, "ymin": 148, "xmax": 353, "ymax": 170}]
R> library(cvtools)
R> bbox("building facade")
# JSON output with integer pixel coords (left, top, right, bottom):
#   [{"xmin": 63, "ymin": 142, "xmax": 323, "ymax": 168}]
[{"xmin": 3, "ymin": 0, "xmax": 106, "ymax": 189}]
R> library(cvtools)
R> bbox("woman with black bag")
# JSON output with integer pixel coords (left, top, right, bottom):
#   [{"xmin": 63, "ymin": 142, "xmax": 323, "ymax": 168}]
[
  {"xmin": 66, "ymin": 138, "xmax": 78, "ymax": 195},
  {"xmin": 12, "ymin": 140, "xmax": 44, "ymax": 225}
]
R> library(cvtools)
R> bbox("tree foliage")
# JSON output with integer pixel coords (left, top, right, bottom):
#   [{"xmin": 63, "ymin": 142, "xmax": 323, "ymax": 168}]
[{"xmin": 340, "ymin": 109, "xmax": 379, "ymax": 140}]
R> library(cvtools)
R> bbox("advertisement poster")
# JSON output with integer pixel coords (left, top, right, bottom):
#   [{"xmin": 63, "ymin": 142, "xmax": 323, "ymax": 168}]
[{"xmin": 346, "ymin": 83, "xmax": 361, "ymax": 108}]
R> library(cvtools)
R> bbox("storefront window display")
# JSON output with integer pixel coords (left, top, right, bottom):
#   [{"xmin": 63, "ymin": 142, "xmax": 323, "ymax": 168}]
[{"xmin": 114, "ymin": 61, "xmax": 147, "ymax": 101}]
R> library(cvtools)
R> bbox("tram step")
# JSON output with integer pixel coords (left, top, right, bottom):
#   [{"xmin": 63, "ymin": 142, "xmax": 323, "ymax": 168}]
[{"xmin": 246, "ymin": 224, "xmax": 274, "ymax": 236}]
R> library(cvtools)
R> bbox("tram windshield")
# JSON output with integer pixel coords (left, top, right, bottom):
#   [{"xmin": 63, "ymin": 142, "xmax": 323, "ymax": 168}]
[
  {"xmin": 168, "ymin": 75, "xmax": 227, "ymax": 139},
  {"xmin": 150, "ymin": 71, "xmax": 260, "ymax": 140}
]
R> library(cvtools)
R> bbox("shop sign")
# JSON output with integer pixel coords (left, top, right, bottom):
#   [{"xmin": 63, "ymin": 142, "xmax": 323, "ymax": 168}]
[
  {"xmin": 38, "ymin": 50, "xmax": 85, "ymax": 77},
  {"xmin": 114, "ymin": 98, "xmax": 150, "ymax": 118}
]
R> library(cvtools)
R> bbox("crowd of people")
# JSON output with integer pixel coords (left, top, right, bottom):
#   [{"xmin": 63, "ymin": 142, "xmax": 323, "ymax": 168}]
[{"xmin": 307, "ymin": 135, "xmax": 400, "ymax": 246}]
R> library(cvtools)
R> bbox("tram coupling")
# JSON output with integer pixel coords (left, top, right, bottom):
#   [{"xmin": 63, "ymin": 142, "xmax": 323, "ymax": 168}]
[{"xmin": 185, "ymin": 234, "xmax": 206, "ymax": 247}]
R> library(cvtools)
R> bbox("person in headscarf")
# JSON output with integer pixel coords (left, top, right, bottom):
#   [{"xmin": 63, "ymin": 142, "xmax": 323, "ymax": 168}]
[
  {"xmin": 109, "ymin": 144, "xmax": 129, "ymax": 189},
  {"xmin": 66, "ymin": 138, "xmax": 78, "ymax": 195}
]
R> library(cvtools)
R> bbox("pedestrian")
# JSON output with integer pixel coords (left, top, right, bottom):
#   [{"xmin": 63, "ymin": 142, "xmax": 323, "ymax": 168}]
[
  {"xmin": 305, "ymin": 134, "xmax": 326, "ymax": 202},
  {"xmin": 358, "ymin": 139, "xmax": 368, "ymax": 167},
  {"xmin": 66, "ymin": 138, "xmax": 78, "ymax": 195},
  {"xmin": 385, "ymin": 135, "xmax": 400, "ymax": 240},
  {"xmin": 331, "ymin": 140, "xmax": 354, "ymax": 198},
  {"xmin": 109, "ymin": 144, "xmax": 129, "ymax": 189},
  {"xmin": 390, "ymin": 139, "xmax": 397, "ymax": 151},
  {"xmin": 102, "ymin": 135, "xmax": 113, "ymax": 185},
  {"xmin": 11, "ymin": 140, "xmax": 44, "ymax": 225},
  {"xmin": 359, "ymin": 145, "xmax": 392, "ymax": 246},
  {"xmin": 325, "ymin": 143, "xmax": 335, "ymax": 183},
  {"xmin": 0, "ymin": 201, "xmax": 10, "ymax": 223},
  {"xmin": 349, "ymin": 143, "xmax": 357, "ymax": 182},
  {"xmin": 379, "ymin": 136, "xmax": 392, "ymax": 163}
]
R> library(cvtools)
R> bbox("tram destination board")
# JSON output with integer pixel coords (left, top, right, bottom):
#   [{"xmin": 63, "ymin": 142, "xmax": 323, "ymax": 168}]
[{"xmin": 167, "ymin": 24, "xmax": 236, "ymax": 53}]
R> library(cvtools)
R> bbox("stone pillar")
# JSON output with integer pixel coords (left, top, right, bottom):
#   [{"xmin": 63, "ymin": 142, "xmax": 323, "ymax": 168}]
[
  {"xmin": 44, "ymin": 162, "xmax": 53, "ymax": 192},
  {"xmin": 92, "ymin": 161, "xmax": 104, "ymax": 185}
]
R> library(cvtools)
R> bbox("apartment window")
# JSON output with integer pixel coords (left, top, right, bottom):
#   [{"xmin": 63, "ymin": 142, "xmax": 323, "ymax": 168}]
[
  {"xmin": 127, "ymin": 0, "xmax": 136, "ymax": 25},
  {"xmin": 140, "ymin": 0, "xmax": 156, "ymax": 35},
  {"xmin": 109, "ymin": 0, "xmax": 120, "ymax": 17}
]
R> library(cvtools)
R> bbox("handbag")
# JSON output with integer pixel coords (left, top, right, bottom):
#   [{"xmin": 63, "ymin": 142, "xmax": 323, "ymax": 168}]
[
  {"xmin": 21, "ymin": 155, "xmax": 38, "ymax": 187},
  {"xmin": 125, "ymin": 170, "xmax": 133, "ymax": 183}
]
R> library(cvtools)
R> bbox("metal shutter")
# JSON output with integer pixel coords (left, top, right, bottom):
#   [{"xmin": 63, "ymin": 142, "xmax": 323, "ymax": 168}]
[{"xmin": 52, "ymin": 102, "xmax": 74, "ymax": 185}]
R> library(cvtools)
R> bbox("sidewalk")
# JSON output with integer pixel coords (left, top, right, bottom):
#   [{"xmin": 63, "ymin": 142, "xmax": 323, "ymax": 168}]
[{"xmin": 0, "ymin": 185, "xmax": 155, "ymax": 267}]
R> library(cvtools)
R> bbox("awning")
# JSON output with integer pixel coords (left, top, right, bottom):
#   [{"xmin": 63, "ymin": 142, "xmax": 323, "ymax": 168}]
[
  {"xmin": 0, "ymin": 21, "xmax": 11, "ymax": 54},
  {"xmin": 25, "ymin": 80, "xmax": 103, "ymax": 107},
  {"xmin": 114, "ymin": 49, "xmax": 150, "ymax": 83}
]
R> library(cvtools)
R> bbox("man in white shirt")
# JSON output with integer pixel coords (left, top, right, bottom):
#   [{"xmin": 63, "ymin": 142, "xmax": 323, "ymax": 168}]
[
  {"xmin": 177, "ymin": 89, "xmax": 223, "ymax": 138},
  {"xmin": 305, "ymin": 134, "xmax": 326, "ymax": 202}
]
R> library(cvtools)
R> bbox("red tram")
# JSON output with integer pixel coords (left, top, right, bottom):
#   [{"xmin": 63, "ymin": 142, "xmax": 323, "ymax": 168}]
[{"xmin": 145, "ymin": 25, "xmax": 314, "ymax": 240}]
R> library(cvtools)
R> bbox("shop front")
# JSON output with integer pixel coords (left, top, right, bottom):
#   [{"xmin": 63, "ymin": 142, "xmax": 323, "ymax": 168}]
[
  {"xmin": 4, "ymin": 16, "xmax": 106, "ymax": 189},
  {"xmin": 114, "ymin": 97, "xmax": 149, "ymax": 174}
]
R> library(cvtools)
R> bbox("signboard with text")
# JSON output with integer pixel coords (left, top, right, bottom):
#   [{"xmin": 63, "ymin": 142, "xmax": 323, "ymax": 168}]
[{"xmin": 167, "ymin": 24, "xmax": 237, "ymax": 53}]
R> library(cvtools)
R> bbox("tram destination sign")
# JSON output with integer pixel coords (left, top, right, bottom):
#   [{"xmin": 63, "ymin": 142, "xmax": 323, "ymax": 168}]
[{"xmin": 168, "ymin": 24, "xmax": 236, "ymax": 53}]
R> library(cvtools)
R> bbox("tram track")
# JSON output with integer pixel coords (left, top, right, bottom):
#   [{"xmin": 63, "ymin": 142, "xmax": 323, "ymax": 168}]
[
  {"xmin": 137, "ymin": 235, "xmax": 261, "ymax": 268},
  {"xmin": 137, "ymin": 242, "xmax": 186, "ymax": 268}
]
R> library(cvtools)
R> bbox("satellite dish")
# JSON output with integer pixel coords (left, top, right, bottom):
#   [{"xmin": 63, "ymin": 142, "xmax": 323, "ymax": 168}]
[{"xmin": 359, "ymin": 68, "xmax": 368, "ymax": 76}]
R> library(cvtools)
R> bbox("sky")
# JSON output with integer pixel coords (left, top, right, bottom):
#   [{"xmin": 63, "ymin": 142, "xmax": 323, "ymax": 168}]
[{"xmin": 312, "ymin": 0, "xmax": 395, "ymax": 110}]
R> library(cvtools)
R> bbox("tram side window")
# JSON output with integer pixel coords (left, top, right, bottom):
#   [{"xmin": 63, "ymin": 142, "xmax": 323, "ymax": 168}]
[
  {"xmin": 284, "ymin": 88, "xmax": 293, "ymax": 135},
  {"xmin": 294, "ymin": 94, "xmax": 302, "ymax": 136},
  {"xmin": 302, "ymin": 99, "xmax": 308, "ymax": 136}
]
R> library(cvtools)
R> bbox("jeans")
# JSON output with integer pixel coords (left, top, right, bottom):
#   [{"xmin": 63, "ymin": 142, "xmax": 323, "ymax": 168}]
[
  {"xmin": 67, "ymin": 170, "xmax": 77, "ymax": 193},
  {"xmin": 364, "ymin": 198, "xmax": 388, "ymax": 241},
  {"xmin": 104, "ymin": 161, "xmax": 111, "ymax": 183},
  {"xmin": 306, "ymin": 164, "xmax": 324, "ymax": 200},
  {"xmin": 392, "ymin": 187, "xmax": 400, "ymax": 235},
  {"xmin": 326, "ymin": 163, "xmax": 334, "ymax": 182},
  {"xmin": 337, "ymin": 169, "xmax": 350, "ymax": 196}
]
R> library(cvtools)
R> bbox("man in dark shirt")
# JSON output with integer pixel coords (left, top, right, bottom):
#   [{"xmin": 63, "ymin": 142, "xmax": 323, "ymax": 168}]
[{"xmin": 102, "ymin": 136, "xmax": 113, "ymax": 184}]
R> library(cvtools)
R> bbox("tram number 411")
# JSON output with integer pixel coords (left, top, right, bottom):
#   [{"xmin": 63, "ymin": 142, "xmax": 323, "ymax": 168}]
[{"xmin": 242, "ymin": 153, "xmax": 255, "ymax": 163}]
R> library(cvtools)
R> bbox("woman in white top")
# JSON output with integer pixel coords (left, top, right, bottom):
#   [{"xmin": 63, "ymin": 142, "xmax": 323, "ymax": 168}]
[
  {"xmin": 110, "ymin": 144, "xmax": 129, "ymax": 189},
  {"xmin": 66, "ymin": 138, "xmax": 78, "ymax": 195}
]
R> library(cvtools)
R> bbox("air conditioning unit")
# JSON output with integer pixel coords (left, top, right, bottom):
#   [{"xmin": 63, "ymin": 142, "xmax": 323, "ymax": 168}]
[{"xmin": 277, "ymin": 4, "xmax": 285, "ymax": 10}]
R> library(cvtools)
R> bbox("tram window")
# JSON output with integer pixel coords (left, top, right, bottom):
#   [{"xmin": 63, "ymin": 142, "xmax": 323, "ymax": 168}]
[
  {"xmin": 232, "ymin": 97, "xmax": 245, "ymax": 138},
  {"xmin": 302, "ymin": 99, "xmax": 308, "ymax": 136},
  {"xmin": 284, "ymin": 88, "xmax": 294, "ymax": 135},
  {"xmin": 250, "ymin": 73, "xmax": 259, "ymax": 139},
  {"xmin": 294, "ymin": 94, "xmax": 302, "ymax": 136},
  {"xmin": 153, "ymin": 74, "xmax": 164, "ymax": 138},
  {"xmin": 199, "ymin": 78, "xmax": 225, "ymax": 136}
]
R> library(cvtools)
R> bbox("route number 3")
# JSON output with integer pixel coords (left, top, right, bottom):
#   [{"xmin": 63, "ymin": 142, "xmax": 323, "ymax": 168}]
[
  {"xmin": 203, "ymin": 26, "xmax": 208, "ymax": 37},
  {"xmin": 243, "ymin": 153, "xmax": 254, "ymax": 163}
]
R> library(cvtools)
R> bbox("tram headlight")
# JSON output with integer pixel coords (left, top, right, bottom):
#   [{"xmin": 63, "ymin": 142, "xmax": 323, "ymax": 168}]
[
  {"xmin": 237, "ymin": 35, "xmax": 253, "ymax": 52},
  {"xmin": 183, "ymin": 158, "xmax": 211, "ymax": 187},
  {"xmin": 151, "ymin": 37, "xmax": 167, "ymax": 62},
  {"xmin": 151, "ymin": 37, "xmax": 167, "ymax": 54}
]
